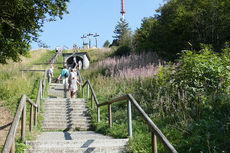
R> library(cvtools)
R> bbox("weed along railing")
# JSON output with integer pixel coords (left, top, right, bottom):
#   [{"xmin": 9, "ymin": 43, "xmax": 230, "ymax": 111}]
[
  {"xmin": 2, "ymin": 77, "xmax": 45, "ymax": 153},
  {"xmin": 82, "ymin": 79, "xmax": 178, "ymax": 153}
]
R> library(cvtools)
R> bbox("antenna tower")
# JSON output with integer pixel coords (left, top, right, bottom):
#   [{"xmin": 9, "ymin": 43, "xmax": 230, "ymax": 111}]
[{"xmin": 120, "ymin": 0, "xmax": 126, "ymax": 21}]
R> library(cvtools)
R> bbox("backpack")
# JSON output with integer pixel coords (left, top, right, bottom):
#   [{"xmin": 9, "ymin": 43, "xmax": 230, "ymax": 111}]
[
  {"xmin": 47, "ymin": 68, "xmax": 52, "ymax": 75},
  {"xmin": 64, "ymin": 72, "xmax": 69, "ymax": 78}
]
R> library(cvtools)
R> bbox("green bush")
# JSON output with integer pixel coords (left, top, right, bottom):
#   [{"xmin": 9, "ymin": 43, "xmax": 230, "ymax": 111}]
[{"xmin": 113, "ymin": 45, "xmax": 132, "ymax": 57}]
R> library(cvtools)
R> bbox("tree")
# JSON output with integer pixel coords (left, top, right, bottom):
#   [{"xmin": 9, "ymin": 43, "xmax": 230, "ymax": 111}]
[
  {"xmin": 0, "ymin": 0, "xmax": 70, "ymax": 64},
  {"xmin": 134, "ymin": 0, "xmax": 230, "ymax": 60},
  {"xmin": 103, "ymin": 40, "xmax": 110, "ymax": 48},
  {"xmin": 113, "ymin": 18, "xmax": 131, "ymax": 46}
]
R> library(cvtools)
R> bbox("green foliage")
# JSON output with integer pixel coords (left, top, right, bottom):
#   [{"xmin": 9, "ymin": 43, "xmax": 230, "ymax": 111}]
[
  {"xmin": 112, "ymin": 18, "xmax": 132, "ymax": 48},
  {"xmin": 134, "ymin": 0, "xmax": 230, "ymax": 60},
  {"xmin": 82, "ymin": 47, "xmax": 230, "ymax": 152},
  {"xmin": 113, "ymin": 45, "xmax": 132, "ymax": 57},
  {"xmin": 103, "ymin": 40, "xmax": 110, "ymax": 48},
  {"xmin": 0, "ymin": 0, "xmax": 69, "ymax": 64},
  {"xmin": 174, "ymin": 44, "xmax": 230, "ymax": 94},
  {"xmin": 113, "ymin": 18, "xmax": 131, "ymax": 40},
  {"xmin": 16, "ymin": 140, "xmax": 29, "ymax": 153}
]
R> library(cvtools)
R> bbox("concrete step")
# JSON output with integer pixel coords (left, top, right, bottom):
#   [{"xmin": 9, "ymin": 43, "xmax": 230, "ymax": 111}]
[
  {"xmin": 42, "ymin": 122, "xmax": 91, "ymax": 130},
  {"xmin": 42, "ymin": 110, "xmax": 88, "ymax": 114},
  {"xmin": 43, "ymin": 104, "xmax": 86, "ymax": 107},
  {"xmin": 42, "ymin": 121, "xmax": 91, "ymax": 126},
  {"xmin": 43, "ymin": 109, "xmax": 88, "ymax": 113},
  {"xmin": 42, "ymin": 126, "xmax": 91, "ymax": 130},
  {"xmin": 34, "ymin": 132, "xmax": 114, "ymax": 140},
  {"xmin": 26, "ymin": 139, "xmax": 128, "ymax": 148},
  {"xmin": 42, "ymin": 114, "xmax": 89, "ymax": 118},
  {"xmin": 25, "ymin": 146, "xmax": 126, "ymax": 153},
  {"xmin": 42, "ymin": 116, "xmax": 91, "ymax": 120},
  {"xmin": 43, "ymin": 98, "xmax": 85, "ymax": 102},
  {"xmin": 43, "ymin": 101, "xmax": 86, "ymax": 104},
  {"xmin": 42, "ymin": 111, "xmax": 89, "ymax": 115},
  {"xmin": 42, "ymin": 119, "xmax": 91, "ymax": 123},
  {"xmin": 43, "ymin": 106, "xmax": 87, "ymax": 110}
]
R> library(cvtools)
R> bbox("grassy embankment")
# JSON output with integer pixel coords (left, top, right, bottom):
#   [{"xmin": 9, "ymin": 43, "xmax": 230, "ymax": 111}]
[
  {"xmin": 81, "ymin": 47, "xmax": 230, "ymax": 153},
  {"xmin": 0, "ymin": 49, "xmax": 55, "ymax": 152}
]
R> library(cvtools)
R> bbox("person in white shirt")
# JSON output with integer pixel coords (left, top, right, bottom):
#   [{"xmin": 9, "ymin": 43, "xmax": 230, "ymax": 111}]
[
  {"xmin": 47, "ymin": 66, "xmax": 54, "ymax": 83},
  {"xmin": 68, "ymin": 69, "xmax": 81, "ymax": 98}
]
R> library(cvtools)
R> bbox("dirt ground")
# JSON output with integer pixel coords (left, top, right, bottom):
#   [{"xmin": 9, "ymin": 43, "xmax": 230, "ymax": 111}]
[{"xmin": 0, "ymin": 105, "xmax": 13, "ymax": 146}]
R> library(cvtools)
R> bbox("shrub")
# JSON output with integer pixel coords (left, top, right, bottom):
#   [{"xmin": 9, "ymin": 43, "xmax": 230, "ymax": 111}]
[{"xmin": 113, "ymin": 45, "xmax": 132, "ymax": 57}]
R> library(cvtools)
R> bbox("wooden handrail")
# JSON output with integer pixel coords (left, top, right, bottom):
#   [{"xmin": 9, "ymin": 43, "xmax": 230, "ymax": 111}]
[
  {"xmin": 82, "ymin": 79, "xmax": 88, "ymax": 88},
  {"xmin": 97, "ymin": 95, "xmax": 128, "ymax": 107},
  {"xmin": 87, "ymin": 80, "xmax": 99, "ymax": 106},
  {"xmin": 3, "ymin": 51, "xmax": 59, "ymax": 153},
  {"xmin": 2, "ymin": 94, "xmax": 39, "ymax": 153},
  {"xmin": 127, "ymin": 94, "xmax": 177, "ymax": 153},
  {"xmin": 81, "ymin": 80, "xmax": 178, "ymax": 153},
  {"xmin": 26, "ymin": 97, "xmax": 38, "ymax": 107},
  {"xmin": 2, "ymin": 76, "xmax": 45, "ymax": 153},
  {"xmin": 2, "ymin": 95, "xmax": 26, "ymax": 153}
]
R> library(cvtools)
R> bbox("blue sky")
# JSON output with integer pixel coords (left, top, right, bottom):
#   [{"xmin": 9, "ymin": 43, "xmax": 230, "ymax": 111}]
[{"xmin": 30, "ymin": 0, "xmax": 164, "ymax": 50}]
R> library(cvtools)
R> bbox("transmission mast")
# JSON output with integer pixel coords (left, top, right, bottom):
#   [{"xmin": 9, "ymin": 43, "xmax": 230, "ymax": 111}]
[
  {"xmin": 94, "ymin": 33, "xmax": 99, "ymax": 48},
  {"xmin": 120, "ymin": 0, "xmax": 126, "ymax": 21}
]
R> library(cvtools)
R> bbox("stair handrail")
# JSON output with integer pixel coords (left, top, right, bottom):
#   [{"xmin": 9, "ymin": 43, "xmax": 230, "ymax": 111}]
[
  {"xmin": 2, "ymin": 77, "xmax": 45, "ymax": 153},
  {"xmin": 81, "ymin": 79, "xmax": 178, "ymax": 153}
]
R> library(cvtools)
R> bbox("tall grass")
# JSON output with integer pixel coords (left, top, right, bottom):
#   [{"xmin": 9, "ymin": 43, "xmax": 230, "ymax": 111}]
[
  {"xmin": 94, "ymin": 52, "xmax": 163, "ymax": 79},
  {"xmin": 0, "ymin": 49, "xmax": 52, "ymax": 112}
]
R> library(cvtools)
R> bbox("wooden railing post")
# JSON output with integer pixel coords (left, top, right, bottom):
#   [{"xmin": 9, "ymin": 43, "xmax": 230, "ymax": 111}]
[
  {"xmin": 34, "ymin": 107, "xmax": 37, "ymax": 127},
  {"xmin": 87, "ymin": 83, "xmax": 89, "ymax": 99},
  {"xmin": 21, "ymin": 103, "xmax": 26, "ymax": 141},
  {"xmin": 29, "ymin": 105, "xmax": 33, "ymax": 132},
  {"xmin": 108, "ymin": 104, "xmax": 112, "ymax": 128},
  {"xmin": 152, "ymin": 132, "xmax": 158, "ymax": 153},
  {"xmin": 97, "ymin": 107, "xmax": 100, "ymax": 123},
  {"xmin": 127, "ymin": 100, "xmax": 132, "ymax": 137},
  {"xmin": 43, "ymin": 70, "xmax": 46, "ymax": 96},
  {"xmin": 10, "ymin": 140, "xmax": 15, "ymax": 153},
  {"xmin": 82, "ymin": 86, "xmax": 84, "ymax": 98},
  {"xmin": 40, "ymin": 79, "xmax": 43, "ymax": 100},
  {"xmin": 91, "ymin": 93, "xmax": 94, "ymax": 109}
]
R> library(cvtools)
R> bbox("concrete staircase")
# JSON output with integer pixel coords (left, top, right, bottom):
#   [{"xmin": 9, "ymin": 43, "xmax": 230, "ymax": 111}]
[
  {"xmin": 42, "ymin": 98, "xmax": 91, "ymax": 131},
  {"xmin": 25, "ymin": 83, "xmax": 128, "ymax": 153}
]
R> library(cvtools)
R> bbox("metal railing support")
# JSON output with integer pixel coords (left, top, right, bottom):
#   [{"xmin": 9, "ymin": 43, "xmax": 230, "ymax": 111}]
[
  {"xmin": 108, "ymin": 104, "xmax": 112, "ymax": 128},
  {"xmin": 127, "ymin": 100, "xmax": 132, "ymax": 137},
  {"xmin": 97, "ymin": 107, "xmax": 100, "ymax": 122}
]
